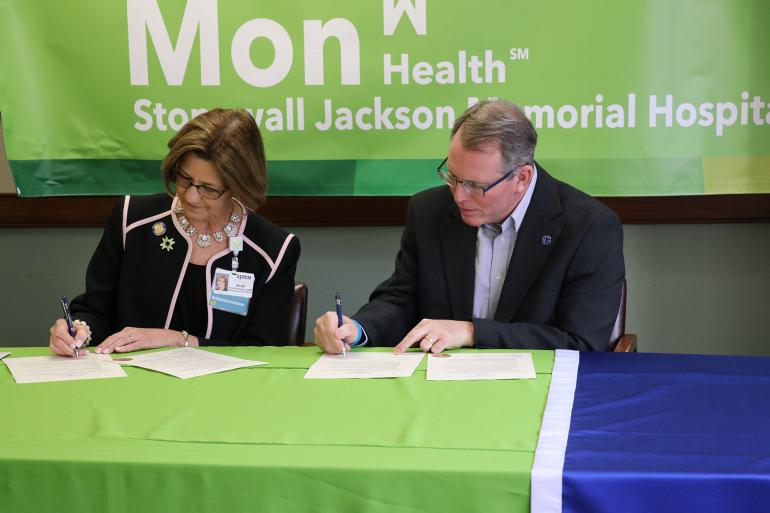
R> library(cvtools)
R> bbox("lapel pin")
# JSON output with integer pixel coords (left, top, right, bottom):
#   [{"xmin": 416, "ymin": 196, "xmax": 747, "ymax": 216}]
[
  {"xmin": 160, "ymin": 236, "xmax": 176, "ymax": 252},
  {"xmin": 541, "ymin": 235, "xmax": 552, "ymax": 246},
  {"xmin": 152, "ymin": 221, "xmax": 167, "ymax": 236}
]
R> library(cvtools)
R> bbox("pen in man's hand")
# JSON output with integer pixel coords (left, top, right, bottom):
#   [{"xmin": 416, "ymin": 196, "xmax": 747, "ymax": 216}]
[
  {"xmin": 335, "ymin": 292, "xmax": 345, "ymax": 358},
  {"xmin": 60, "ymin": 296, "xmax": 79, "ymax": 359}
]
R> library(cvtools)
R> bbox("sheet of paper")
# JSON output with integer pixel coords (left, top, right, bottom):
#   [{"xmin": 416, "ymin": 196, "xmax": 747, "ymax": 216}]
[
  {"xmin": 116, "ymin": 347, "xmax": 266, "ymax": 379},
  {"xmin": 305, "ymin": 352, "xmax": 425, "ymax": 379},
  {"xmin": 0, "ymin": 352, "xmax": 9, "ymax": 360},
  {"xmin": 3, "ymin": 353, "xmax": 127, "ymax": 384},
  {"xmin": 426, "ymin": 352, "xmax": 536, "ymax": 381}
]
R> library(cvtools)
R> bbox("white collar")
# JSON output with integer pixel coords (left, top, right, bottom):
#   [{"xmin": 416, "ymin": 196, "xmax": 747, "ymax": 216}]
[{"xmin": 490, "ymin": 162, "xmax": 538, "ymax": 232}]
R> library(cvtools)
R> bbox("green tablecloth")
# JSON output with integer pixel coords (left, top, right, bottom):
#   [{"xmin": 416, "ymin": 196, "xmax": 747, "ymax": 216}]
[{"xmin": 0, "ymin": 347, "xmax": 554, "ymax": 513}]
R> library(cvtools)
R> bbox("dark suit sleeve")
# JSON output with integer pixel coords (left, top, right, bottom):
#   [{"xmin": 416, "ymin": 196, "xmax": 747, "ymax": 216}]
[
  {"xmin": 205, "ymin": 235, "xmax": 301, "ymax": 346},
  {"xmin": 473, "ymin": 210, "xmax": 625, "ymax": 351},
  {"xmin": 69, "ymin": 198, "xmax": 125, "ymax": 344},
  {"xmin": 352, "ymin": 198, "xmax": 420, "ymax": 346}
]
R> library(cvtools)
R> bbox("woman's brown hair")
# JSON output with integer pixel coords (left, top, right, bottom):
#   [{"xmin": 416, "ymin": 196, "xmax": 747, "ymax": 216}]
[{"xmin": 162, "ymin": 109, "xmax": 267, "ymax": 211}]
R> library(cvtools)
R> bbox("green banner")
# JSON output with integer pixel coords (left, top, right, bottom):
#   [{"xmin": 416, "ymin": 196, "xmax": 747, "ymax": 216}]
[{"xmin": 1, "ymin": 0, "xmax": 768, "ymax": 197}]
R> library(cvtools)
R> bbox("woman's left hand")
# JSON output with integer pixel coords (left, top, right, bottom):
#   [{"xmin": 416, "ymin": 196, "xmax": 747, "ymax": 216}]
[{"xmin": 95, "ymin": 328, "xmax": 194, "ymax": 354}]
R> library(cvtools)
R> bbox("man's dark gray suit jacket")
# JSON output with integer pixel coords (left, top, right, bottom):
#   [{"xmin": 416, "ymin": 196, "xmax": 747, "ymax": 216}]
[{"xmin": 353, "ymin": 166, "xmax": 625, "ymax": 351}]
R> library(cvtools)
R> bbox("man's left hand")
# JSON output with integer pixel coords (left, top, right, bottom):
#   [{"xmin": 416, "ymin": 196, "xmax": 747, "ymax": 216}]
[{"xmin": 393, "ymin": 319, "xmax": 475, "ymax": 354}]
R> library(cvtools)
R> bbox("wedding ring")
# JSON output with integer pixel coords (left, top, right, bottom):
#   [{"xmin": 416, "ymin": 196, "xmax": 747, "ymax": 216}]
[
  {"xmin": 424, "ymin": 336, "xmax": 436, "ymax": 345},
  {"xmin": 128, "ymin": 333, "xmax": 136, "ymax": 343}
]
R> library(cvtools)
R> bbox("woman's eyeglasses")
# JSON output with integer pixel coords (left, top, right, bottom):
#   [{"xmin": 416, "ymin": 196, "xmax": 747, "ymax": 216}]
[{"xmin": 174, "ymin": 170, "xmax": 228, "ymax": 199}]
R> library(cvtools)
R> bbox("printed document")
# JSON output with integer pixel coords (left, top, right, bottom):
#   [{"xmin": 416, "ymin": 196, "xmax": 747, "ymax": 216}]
[
  {"xmin": 426, "ymin": 352, "xmax": 536, "ymax": 380},
  {"xmin": 116, "ymin": 347, "xmax": 266, "ymax": 379},
  {"xmin": 305, "ymin": 352, "xmax": 425, "ymax": 379},
  {"xmin": 0, "ymin": 352, "xmax": 9, "ymax": 360},
  {"xmin": 3, "ymin": 353, "xmax": 127, "ymax": 384}
]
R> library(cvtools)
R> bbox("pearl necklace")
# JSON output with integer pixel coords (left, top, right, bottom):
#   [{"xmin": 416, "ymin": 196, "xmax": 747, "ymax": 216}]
[{"xmin": 173, "ymin": 205, "xmax": 241, "ymax": 248}]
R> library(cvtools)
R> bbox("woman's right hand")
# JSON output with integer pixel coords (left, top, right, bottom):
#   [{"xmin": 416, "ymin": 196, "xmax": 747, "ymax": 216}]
[{"xmin": 49, "ymin": 318, "xmax": 90, "ymax": 357}]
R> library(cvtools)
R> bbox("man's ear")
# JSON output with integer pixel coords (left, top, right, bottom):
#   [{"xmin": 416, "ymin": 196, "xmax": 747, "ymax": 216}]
[{"xmin": 514, "ymin": 164, "xmax": 534, "ymax": 192}]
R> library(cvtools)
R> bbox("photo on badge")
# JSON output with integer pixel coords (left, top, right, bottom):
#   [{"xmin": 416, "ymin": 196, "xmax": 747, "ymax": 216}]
[
  {"xmin": 209, "ymin": 268, "xmax": 254, "ymax": 316},
  {"xmin": 213, "ymin": 273, "xmax": 229, "ymax": 291}
]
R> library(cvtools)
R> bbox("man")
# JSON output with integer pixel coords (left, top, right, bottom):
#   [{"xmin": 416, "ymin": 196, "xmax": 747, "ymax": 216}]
[{"xmin": 314, "ymin": 100, "xmax": 624, "ymax": 353}]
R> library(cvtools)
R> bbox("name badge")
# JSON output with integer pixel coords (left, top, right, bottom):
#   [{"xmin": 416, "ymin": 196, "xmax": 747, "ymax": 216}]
[{"xmin": 209, "ymin": 267, "xmax": 254, "ymax": 316}]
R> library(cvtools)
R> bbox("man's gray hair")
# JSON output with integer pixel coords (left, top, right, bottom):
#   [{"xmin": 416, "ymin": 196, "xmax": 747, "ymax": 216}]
[{"xmin": 451, "ymin": 100, "xmax": 537, "ymax": 172}]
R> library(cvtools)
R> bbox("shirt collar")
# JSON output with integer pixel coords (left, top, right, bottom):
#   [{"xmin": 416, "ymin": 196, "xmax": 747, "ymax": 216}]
[
  {"xmin": 483, "ymin": 162, "xmax": 538, "ymax": 233},
  {"xmin": 512, "ymin": 162, "xmax": 538, "ymax": 231}
]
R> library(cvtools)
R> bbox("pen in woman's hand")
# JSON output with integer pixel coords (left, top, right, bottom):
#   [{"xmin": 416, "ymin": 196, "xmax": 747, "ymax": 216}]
[
  {"xmin": 60, "ymin": 296, "xmax": 79, "ymax": 359},
  {"xmin": 335, "ymin": 292, "xmax": 345, "ymax": 357}
]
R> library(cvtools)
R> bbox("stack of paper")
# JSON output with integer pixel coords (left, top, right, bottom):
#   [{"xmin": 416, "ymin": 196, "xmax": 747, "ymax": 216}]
[
  {"xmin": 426, "ymin": 352, "xmax": 536, "ymax": 380},
  {"xmin": 305, "ymin": 352, "xmax": 425, "ymax": 379},
  {"xmin": 116, "ymin": 347, "xmax": 266, "ymax": 379},
  {"xmin": 3, "ymin": 353, "xmax": 126, "ymax": 384}
]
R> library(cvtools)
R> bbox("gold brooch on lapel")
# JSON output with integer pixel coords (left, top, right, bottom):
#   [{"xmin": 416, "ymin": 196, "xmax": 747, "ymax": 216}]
[{"xmin": 152, "ymin": 222, "xmax": 167, "ymax": 236}]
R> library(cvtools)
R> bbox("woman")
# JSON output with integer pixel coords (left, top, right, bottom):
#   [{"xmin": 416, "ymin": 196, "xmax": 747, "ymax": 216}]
[
  {"xmin": 49, "ymin": 109, "xmax": 300, "ymax": 355},
  {"xmin": 214, "ymin": 274, "xmax": 229, "ymax": 291}
]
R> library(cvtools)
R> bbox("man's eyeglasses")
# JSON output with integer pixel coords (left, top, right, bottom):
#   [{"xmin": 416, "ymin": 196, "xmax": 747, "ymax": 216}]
[
  {"xmin": 436, "ymin": 157, "xmax": 524, "ymax": 196},
  {"xmin": 174, "ymin": 170, "xmax": 228, "ymax": 199}
]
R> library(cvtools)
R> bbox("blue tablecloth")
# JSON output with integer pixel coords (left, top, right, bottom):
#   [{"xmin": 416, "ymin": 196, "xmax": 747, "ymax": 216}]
[{"xmin": 533, "ymin": 351, "xmax": 770, "ymax": 513}]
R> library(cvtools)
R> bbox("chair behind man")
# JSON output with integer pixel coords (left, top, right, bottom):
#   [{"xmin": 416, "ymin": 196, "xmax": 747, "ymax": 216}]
[
  {"xmin": 287, "ymin": 282, "xmax": 308, "ymax": 345},
  {"xmin": 609, "ymin": 279, "xmax": 637, "ymax": 352}
]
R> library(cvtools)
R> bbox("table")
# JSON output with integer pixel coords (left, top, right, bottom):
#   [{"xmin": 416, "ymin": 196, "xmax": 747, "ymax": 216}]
[{"xmin": 0, "ymin": 347, "xmax": 554, "ymax": 513}]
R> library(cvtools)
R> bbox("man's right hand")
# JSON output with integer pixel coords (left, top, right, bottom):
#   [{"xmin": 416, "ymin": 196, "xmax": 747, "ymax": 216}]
[{"xmin": 313, "ymin": 312, "xmax": 360, "ymax": 354}]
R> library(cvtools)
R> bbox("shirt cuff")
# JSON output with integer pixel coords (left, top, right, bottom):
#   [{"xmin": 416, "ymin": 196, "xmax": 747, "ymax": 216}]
[{"xmin": 350, "ymin": 319, "xmax": 368, "ymax": 347}]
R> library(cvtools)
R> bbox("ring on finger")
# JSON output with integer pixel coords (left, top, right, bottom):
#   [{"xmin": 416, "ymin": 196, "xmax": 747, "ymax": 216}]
[
  {"xmin": 424, "ymin": 336, "xmax": 436, "ymax": 345},
  {"xmin": 128, "ymin": 333, "xmax": 136, "ymax": 343}
]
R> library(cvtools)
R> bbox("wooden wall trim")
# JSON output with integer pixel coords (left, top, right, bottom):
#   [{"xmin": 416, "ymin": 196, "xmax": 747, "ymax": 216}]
[{"xmin": 1, "ymin": 194, "xmax": 769, "ymax": 227}]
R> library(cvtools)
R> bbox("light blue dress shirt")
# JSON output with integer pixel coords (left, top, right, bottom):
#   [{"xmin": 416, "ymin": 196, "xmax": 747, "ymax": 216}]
[{"xmin": 472, "ymin": 165, "xmax": 538, "ymax": 320}]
